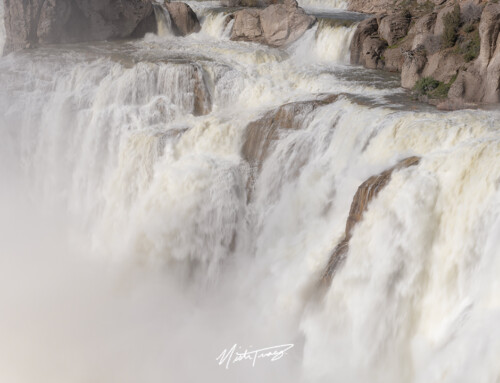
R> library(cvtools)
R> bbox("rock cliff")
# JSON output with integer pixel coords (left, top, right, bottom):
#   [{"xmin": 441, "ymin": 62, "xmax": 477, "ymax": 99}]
[
  {"xmin": 349, "ymin": 0, "xmax": 499, "ymax": 107},
  {"xmin": 3, "ymin": 0, "xmax": 156, "ymax": 54}
]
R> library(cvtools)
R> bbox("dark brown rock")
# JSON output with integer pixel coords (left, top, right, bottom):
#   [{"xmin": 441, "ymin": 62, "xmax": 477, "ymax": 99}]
[
  {"xmin": 164, "ymin": 1, "xmax": 201, "ymax": 36},
  {"xmin": 242, "ymin": 95, "xmax": 338, "ymax": 167},
  {"xmin": 192, "ymin": 66, "xmax": 211, "ymax": 116},
  {"xmin": 242, "ymin": 95, "xmax": 338, "ymax": 201},
  {"xmin": 3, "ymin": 0, "xmax": 154, "ymax": 54},
  {"xmin": 350, "ymin": 17, "xmax": 388, "ymax": 69},
  {"xmin": 362, "ymin": 36, "xmax": 388, "ymax": 69},
  {"xmin": 322, "ymin": 156, "xmax": 421, "ymax": 283}
]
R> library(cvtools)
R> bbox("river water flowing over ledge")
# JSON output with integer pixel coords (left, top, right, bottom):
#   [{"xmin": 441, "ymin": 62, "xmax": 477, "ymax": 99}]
[{"xmin": 1, "ymin": 1, "xmax": 500, "ymax": 382}]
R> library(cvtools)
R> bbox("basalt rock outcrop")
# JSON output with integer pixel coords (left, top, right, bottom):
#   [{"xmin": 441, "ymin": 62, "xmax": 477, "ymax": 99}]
[
  {"xmin": 164, "ymin": 1, "xmax": 201, "ymax": 36},
  {"xmin": 3, "ymin": 0, "xmax": 156, "ymax": 54},
  {"xmin": 449, "ymin": 3, "xmax": 500, "ymax": 103},
  {"xmin": 349, "ymin": 0, "xmax": 499, "ymax": 106},
  {"xmin": 242, "ymin": 94, "xmax": 338, "ymax": 200},
  {"xmin": 230, "ymin": 0, "xmax": 316, "ymax": 47},
  {"xmin": 322, "ymin": 156, "xmax": 420, "ymax": 283}
]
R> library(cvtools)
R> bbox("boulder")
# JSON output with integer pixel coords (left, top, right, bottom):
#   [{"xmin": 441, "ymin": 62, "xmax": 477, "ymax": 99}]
[
  {"xmin": 350, "ymin": 17, "xmax": 388, "ymax": 69},
  {"xmin": 232, "ymin": 9, "xmax": 262, "ymax": 40},
  {"xmin": 422, "ymin": 50, "xmax": 465, "ymax": 83},
  {"xmin": 383, "ymin": 47, "xmax": 405, "ymax": 71},
  {"xmin": 378, "ymin": 13, "xmax": 411, "ymax": 46},
  {"xmin": 230, "ymin": 0, "xmax": 316, "ymax": 47},
  {"xmin": 409, "ymin": 12, "xmax": 442, "ymax": 54},
  {"xmin": 434, "ymin": 4, "xmax": 457, "ymax": 36},
  {"xmin": 350, "ymin": 17, "xmax": 379, "ymax": 64},
  {"xmin": 3, "ymin": 0, "xmax": 155, "ymax": 54},
  {"xmin": 401, "ymin": 49, "xmax": 427, "ymax": 88},
  {"xmin": 361, "ymin": 36, "xmax": 388, "ymax": 69},
  {"xmin": 164, "ymin": 1, "xmax": 201, "ymax": 36}
]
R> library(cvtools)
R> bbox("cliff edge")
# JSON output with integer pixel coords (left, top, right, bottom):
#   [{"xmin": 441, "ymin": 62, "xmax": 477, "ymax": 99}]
[{"xmin": 349, "ymin": 0, "xmax": 499, "ymax": 107}]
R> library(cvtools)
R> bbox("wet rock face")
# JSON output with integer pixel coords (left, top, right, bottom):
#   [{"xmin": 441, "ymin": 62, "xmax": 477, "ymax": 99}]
[
  {"xmin": 350, "ymin": 17, "xmax": 384, "ymax": 68},
  {"xmin": 230, "ymin": 0, "xmax": 316, "ymax": 47},
  {"xmin": 3, "ymin": 0, "xmax": 155, "ymax": 54},
  {"xmin": 164, "ymin": 1, "xmax": 201, "ymax": 36},
  {"xmin": 242, "ymin": 95, "xmax": 338, "ymax": 200},
  {"xmin": 242, "ymin": 95, "xmax": 338, "ymax": 168},
  {"xmin": 322, "ymin": 156, "xmax": 421, "ymax": 283}
]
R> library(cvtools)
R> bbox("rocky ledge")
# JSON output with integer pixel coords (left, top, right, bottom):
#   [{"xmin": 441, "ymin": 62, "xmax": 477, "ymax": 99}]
[
  {"xmin": 350, "ymin": 0, "xmax": 500, "ymax": 107},
  {"xmin": 2, "ymin": 0, "xmax": 157, "ymax": 54},
  {"xmin": 322, "ymin": 156, "xmax": 421, "ymax": 283},
  {"xmin": 2, "ymin": 0, "xmax": 202, "ymax": 55},
  {"xmin": 230, "ymin": 0, "xmax": 316, "ymax": 47}
]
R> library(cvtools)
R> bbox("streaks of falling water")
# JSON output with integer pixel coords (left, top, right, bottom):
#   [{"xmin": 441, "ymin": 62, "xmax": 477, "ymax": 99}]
[
  {"xmin": 1, "ymin": 3, "xmax": 500, "ymax": 383},
  {"xmin": 153, "ymin": 3, "xmax": 175, "ymax": 37}
]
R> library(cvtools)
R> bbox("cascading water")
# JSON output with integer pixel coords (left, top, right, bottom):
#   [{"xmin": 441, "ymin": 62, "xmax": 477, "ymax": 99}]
[
  {"xmin": 153, "ymin": 3, "xmax": 174, "ymax": 37},
  {"xmin": 298, "ymin": 0, "xmax": 348, "ymax": 11},
  {"xmin": 291, "ymin": 20, "xmax": 358, "ymax": 64},
  {"xmin": 1, "ymin": 1, "xmax": 500, "ymax": 383}
]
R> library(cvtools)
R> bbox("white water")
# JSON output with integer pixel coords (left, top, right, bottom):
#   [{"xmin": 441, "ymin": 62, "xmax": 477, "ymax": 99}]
[
  {"xmin": 298, "ymin": 0, "xmax": 348, "ymax": 11},
  {"xmin": 1, "ymin": 2, "xmax": 500, "ymax": 383},
  {"xmin": 154, "ymin": 4, "xmax": 174, "ymax": 37},
  {"xmin": 291, "ymin": 21, "xmax": 357, "ymax": 64}
]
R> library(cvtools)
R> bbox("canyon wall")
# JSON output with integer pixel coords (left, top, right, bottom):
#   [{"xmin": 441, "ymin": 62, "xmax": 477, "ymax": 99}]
[
  {"xmin": 349, "ymin": 0, "xmax": 499, "ymax": 106},
  {"xmin": 3, "ymin": 0, "xmax": 156, "ymax": 54}
]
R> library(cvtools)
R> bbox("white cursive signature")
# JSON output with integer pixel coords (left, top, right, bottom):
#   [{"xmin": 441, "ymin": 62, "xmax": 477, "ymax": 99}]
[{"xmin": 216, "ymin": 343, "xmax": 294, "ymax": 369}]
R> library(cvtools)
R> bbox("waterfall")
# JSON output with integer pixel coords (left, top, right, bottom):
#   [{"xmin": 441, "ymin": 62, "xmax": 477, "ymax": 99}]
[
  {"xmin": 290, "ymin": 20, "xmax": 358, "ymax": 64},
  {"xmin": 153, "ymin": 3, "xmax": 174, "ymax": 37},
  {"xmin": 199, "ymin": 10, "xmax": 233, "ymax": 39},
  {"xmin": 297, "ymin": 0, "xmax": 348, "ymax": 11},
  {"xmin": 1, "ymin": 2, "xmax": 500, "ymax": 382}
]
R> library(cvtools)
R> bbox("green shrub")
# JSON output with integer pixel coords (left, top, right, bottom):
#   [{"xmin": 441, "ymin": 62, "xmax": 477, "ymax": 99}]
[
  {"xmin": 461, "ymin": 29, "xmax": 480, "ymax": 62},
  {"xmin": 414, "ymin": 75, "xmax": 457, "ymax": 99},
  {"xmin": 414, "ymin": 77, "xmax": 440, "ymax": 95},
  {"xmin": 463, "ymin": 23, "xmax": 475, "ymax": 33},
  {"xmin": 442, "ymin": 4, "xmax": 462, "ymax": 48},
  {"xmin": 432, "ymin": 81, "xmax": 452, "ymax": 99}
]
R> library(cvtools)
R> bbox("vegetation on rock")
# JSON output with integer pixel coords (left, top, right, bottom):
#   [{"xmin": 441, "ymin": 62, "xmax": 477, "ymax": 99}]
[
  {"xmin": 414, "ymin": 75, "xmax": 457, "ymax": 99},
  {"xmin": 442, "ymin": 4, "xmax": 462, "ymax": 48}
]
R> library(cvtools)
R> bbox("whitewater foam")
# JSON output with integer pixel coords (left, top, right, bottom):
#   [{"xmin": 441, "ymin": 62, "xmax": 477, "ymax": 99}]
[
  {"xmin": 298, "ymin": 0, "xmax": 348, "ymax": 11},
  {"xmin": 1, "ymin": 3, "xmax": 500, "ymax": 383}
]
